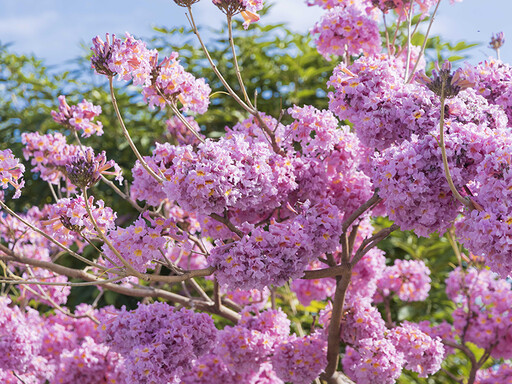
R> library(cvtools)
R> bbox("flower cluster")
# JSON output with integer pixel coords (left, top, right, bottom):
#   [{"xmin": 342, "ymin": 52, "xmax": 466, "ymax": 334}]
[
  {"xmin": 457, "ymin": 141, "xmax": 512, "ymax": 276},
  {"xmin": 51, "ymin": 95, "xmax": 104, "ymax": 138},
  {"xmin": 374, "ymin": 259, "xmax": 432, "ymax": 302},
  {"xmin": 163, "ymin": 134, "xmax": 296, "ymax": 216},
  {"xmin": 102, "ymin": 214, "xmax": 184, "ymax": 274},
  {"xmin": 43, "ymin": 195, "xmax": 116, "ymax": 243},
  {"xmin": 446, "ymin": 267, "xmax": 512, "ymax": 358},
  {"xmin": 389, "ymin": 322, "xmax": 445, "ymax": 377},
  {"xmin": 371, "ymin": 0, "xmax": 443, "ymax": 15},
  {"xmin": 307, "ymin": 0, "xmax": 372, "ymax": 9},
  {"xmin": 0, "ymin": 297, "xmax": 43, "ymax": 373},
  {"xmin": 92, "ymin": 33, "xmax": 156, "ymax": 86},
  {"xmin": 91, "ymin": 34, "xmax": 210, "ymax": 113},
  {"xmin": 208, "ymin": 219, "xmax": 311, "ymax": 289},
  {"xmin": 100, "ymin": 302, "xmax": 218, "ymax": 383},
  {"xmin": 283, "ymin": 105, "xmax": 343, "ymax": 158},
  {"xmin": 476, "ymin": 364, "xmax": 512, "ymax": 384},
  {"xmin": 271, "ymin": 333, "xmax": 328, "ymax": 384},
  {"xmin": 21, "ymin": 132, "xmax": 79, "ymax": 186},
  {"xmin": 130, "ymin": 142, "xmax": 182, "ymax": 206},
  {"xmin": 291, "ymin": 260, "xmax": 336, "ymax": 306},
  {"xmin": 341, "ymin": 320, "xmax": 444, "ymax": 384},
  {"xmin": 311, "ymin": 4, "xmax": 381, "ymax": 59},
  {"xmin": 0, "ymin": 298, "xmax": 124, "ymax": 384},
  {"xmin": 0, "ymin": 149, "xmax": 25, "ymax": 199},
  {"xmin": 340, "ymin": 297, "xmax": 387, "ymax": 344},
  {"xmin": 19, "ymin": 268, "xmax": 71, "ymax": 306},
  {"xmin": 328, "ymin": 56, "xmax": 438, "ymax": 150},
  {"xmin": 462, "ymin": 59, "xmax": 512, "ymax": 121},
  {"xmin": 343, "ymin": 338, "xmax": 404, "ymax": 384},
  {"xmin": 370, "ymin": 119, "xmax": 492, "ymax": 236},
  {"xmin": 142, "ymin": 52, "xmax": 211, "ymax": 114},
  {"xmin": 346, "ymin": 247, "xmax": 386, "ymax": 301},
  {"xmin": 222, "ymin": 286, "xmax": 270, "ymax": 310}
]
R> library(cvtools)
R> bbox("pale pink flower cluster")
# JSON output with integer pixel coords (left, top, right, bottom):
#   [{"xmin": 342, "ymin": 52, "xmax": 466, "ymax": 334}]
[
  {"xmin": 0, "ymin": 149, "xmax": 25, "ymax": 199},
  {"xmin": 51, "ymin": 95, "xmax": 103, "ymax": 138}
]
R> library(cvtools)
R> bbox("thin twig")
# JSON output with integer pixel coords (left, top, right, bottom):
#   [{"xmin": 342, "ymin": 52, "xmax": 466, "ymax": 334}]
[
  {"xmin": 83, "ymin": 188, "xmax": 143, "ymax": 278},
  {"xmin": 438, "ymin": 91, "xmax": 470, "ymax": 207},
  {"xmin": 403, "ymin": 0, "xmax": 415, "ymax": 82},
  {"xmin": 0, "ymin": 200, "xmax": 108, "ymax": 271},
  {"xmin": 100, "ymin": 175, "xmax": 143, "ymax": 212},
  {"xmin": 227, "ymin": 15, "xmax": 251, "ymax": 105},
  {"xmin": 108, "ymin": 76, "xmax": 164, "ymax": 183},
  {"xmin": 406, "ymin": 0, "xmax": 442, "ymax": 83}
]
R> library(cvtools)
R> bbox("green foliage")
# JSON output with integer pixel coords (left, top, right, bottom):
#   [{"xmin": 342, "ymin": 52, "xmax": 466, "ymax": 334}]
[{"xmin": 150, "ymin": 19, "xmax": 337, "ymax": 131}]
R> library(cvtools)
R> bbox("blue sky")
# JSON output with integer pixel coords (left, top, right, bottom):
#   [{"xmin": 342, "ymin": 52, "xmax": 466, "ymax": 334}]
[{"xmin": 1, "ymin": 0, "xmax": 511, "ymax": 69}]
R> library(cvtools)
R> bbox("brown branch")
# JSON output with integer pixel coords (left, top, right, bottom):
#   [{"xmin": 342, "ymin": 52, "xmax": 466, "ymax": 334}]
[
  {"xmin": 0, "ymin": 245, "xmax": 238, "ymax": 322},
  {"xmin": 350, "ymin": 224, "xmax": 400, "ymax": 266},
  {"xmin": 210, "ymin": 213, "xmax": 244, "ymax": 239},
  {"xmin": 342, "ymin": 191, "xmax": 382, "ymax": 232},
  {"xmin": 213, "ymin": 278, "xmax": 221, "ymax": 309},
  {"xmin": 321, "ymin": 263, "xmax": 352, "ymax": 380},
  {"xmin": 0, "ymin": 243, "xmax": 214, "ymax": 285}
]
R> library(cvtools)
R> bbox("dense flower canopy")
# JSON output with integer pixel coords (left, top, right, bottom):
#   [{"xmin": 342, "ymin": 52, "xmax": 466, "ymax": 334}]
[{"xmin": 3, "ymin": 0, "xmax": 512, "ymax": 383}]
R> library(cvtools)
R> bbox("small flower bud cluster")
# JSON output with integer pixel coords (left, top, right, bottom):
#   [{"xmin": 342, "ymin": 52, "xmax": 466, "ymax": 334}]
[
  {"xmin": 65, "ymin": 147, "xmax": 122, "ymax": 189},
  {"xmin": 212, "ymin": 0, "xmax": 264, "ymax": 29},
  {"xmin": 51, "ymin": 95, "xmax": 103, "ymax": 138},
  {"xmin": 489, "ymin": 31, "xmax": 505, "ymax": 51},
  {"xmin": 416, "ymin": 61, "xmax": 474, "ymax": 99}
]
